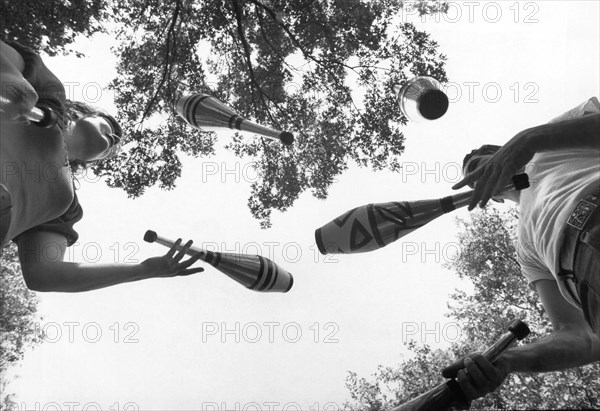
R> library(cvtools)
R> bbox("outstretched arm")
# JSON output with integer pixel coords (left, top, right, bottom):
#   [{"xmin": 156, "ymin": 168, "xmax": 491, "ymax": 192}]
[
  {"xmin": 527, "ymin": 112, "xmax": 600, "ymax": 153},
  {"xmin": 453, "ymin": 112, "xmax": 600, "ymax": 210},
  {"xmin": 443, "ymin": 279, "xmax": 600, "ymax": 401},
  {"xmin": 500, "ymin": 279, "xmax": 599, "ymax": 372},
  {"xmin": 17, "ymin": 231, "xmax": 204, "ymax": 292}
]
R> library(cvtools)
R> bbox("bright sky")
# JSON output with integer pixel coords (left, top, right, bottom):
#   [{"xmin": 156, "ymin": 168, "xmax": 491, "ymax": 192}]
[{"xmin": 5, "ymin": 1, "xmax": 600, "ymax": 410}]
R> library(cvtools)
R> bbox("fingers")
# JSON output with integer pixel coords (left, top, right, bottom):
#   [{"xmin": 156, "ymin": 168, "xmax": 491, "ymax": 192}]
[
  {"xmin": 182, "ymin": 250, "xmax": 202, "ymax": 266},
  {"xmin": 481, "ymin": 160, "xmax": 523, "ymax": 207},
  {"xmin": 163, "ymin": 239, "xmax": 205, "ymax": 276},
  {"xmin": 174, "ymin": 240, "xmax": 204, "ymax": 276},
  {"xmin": 178, "ymin": 250, "xmax": 203, "ymax": 272},
  {"xmin": 179, "ymin": 267, "xmax": 205, "ymax": 276},
  {"xmin": 466, "ymin": 163, "xmax": 495, "ymax": 210},
  {"xmin": 442, "ymin": 358, "xmax": 465, "ymax": 378},
  {"xmin": 475, "ymin": 170, "xmax": 498, "ymax": 210},
  {"xmin": 456, "ymin": 355, "xmax": 505, "ymax": 401},
  {"xmin": 457, "ymin": 368, "xmax": 477, "ymax": 400},
  {"xmin": 450, "ymin": 162, "xmax": 496, "ymax": 211},
  {"xmin": 471, "ymin": 354, "xmax": 505, "ymax": 389},
  {"xmin": 452, "ymin": 179, "xmax": 468, "ymax": 190},
  {"xmin": 174, "ymin": 239, "xmax": 193, "ymax": 261},
  {"xmin": 166, "ymin": 238, "xmax": 183, "ymax": 258},
  {"xmin": 456, "ymin": 161, "xmax": 509, "ymax": 211},
  {"xmin": 452, "ymin": 164, "xmax": 484, "ymax": 191}
]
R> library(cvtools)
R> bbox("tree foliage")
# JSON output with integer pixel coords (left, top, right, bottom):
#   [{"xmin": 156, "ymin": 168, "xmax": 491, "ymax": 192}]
[
  {"xmin": 344, "ymin": 207, "xmax": 600, "ymax": 410},
  {"xmin": 1, "ymin": 0, "xmax": 448, "ymax": 227},
  {"xmin": 0, "ymin": 243, "xmax": 43, "ymax": 406},
  {"xmin": 0, "ymin": 0, "xmax": 109, "ymax": 57},
  {"xmin": 93, "ymin": 0, "xmax": 448, "ymax": 227}
]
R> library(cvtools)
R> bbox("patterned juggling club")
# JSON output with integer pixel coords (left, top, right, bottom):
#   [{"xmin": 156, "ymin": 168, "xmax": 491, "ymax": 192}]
[
  {"xmin": 175, "ymin": 94, "xmax": 294, "ymax": 145},
  {"xmin": 390, "ymin": 320, "xmax": 530, "ymax": 411},
  {"xmin": 315, "ymin": 174, "xmax": 529, "ymax": 255},
  {"xmin": 144, "ymin": 230, "xmax": 293, "ymax": 293}
]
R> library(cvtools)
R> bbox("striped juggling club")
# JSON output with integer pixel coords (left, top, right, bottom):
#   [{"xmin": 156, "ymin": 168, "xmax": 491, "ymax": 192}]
[
  {"xmin": 144, "ymin": 230, "xmax": 293, "ymax": 293},
  {"xmin": 175, "ymin": 94, "xmax": 294, "ymax": 145}
]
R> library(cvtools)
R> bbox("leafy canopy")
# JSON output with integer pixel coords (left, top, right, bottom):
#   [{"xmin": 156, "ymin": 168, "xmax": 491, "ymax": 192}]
[
  {"xmin": 94, "ymin": 0, "xmax": 448, "ymax": 227},
  {"xmin": 1, "ymin": 0, "xmax": 448, "ymax": 227},
  {"xmin": 0, "ymin": 0, "xmax": 108, "ymax": 57},
  {"xmin": 0, "ymin": 244, "xmax": 43, "ymax": 406}
]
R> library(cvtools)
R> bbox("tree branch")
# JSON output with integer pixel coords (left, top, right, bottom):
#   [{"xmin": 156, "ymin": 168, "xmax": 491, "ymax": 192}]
[
  {"xmin": 247, "ymin": 0, "xmax": 364, "ymax": 114},
  {"xmin": 230, "ymin": 0, "xmax": 275, "ymax": 120},
  {"xmin": 230, "ymin": 0, "xmax": 309, "ymax": 150},
  {"xmin": 253, "ymin": 8, "xmax": 298, "ymax": 74},
  {"xmin": 140, "ymin": 0, "xmax": 182, "ymax": 124}
]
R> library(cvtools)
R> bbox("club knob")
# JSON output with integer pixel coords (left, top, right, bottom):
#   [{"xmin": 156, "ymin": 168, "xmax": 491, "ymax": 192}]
[
  {"xmin": 280, "ymin": 131, "xmax": 294, "ymax": 145},
  {"xmin": 512, "ymin": 173, "xmax": 530, "ymax": 191},
  {"xmin": 508, "ymin": 319, "xmax": 530, "ymax": 340},
  {"xmin": 33, "ymin": 105, "xmax": 58, "ymax": 128},
  {"xmin": 144, "ymin": 230, "xmax": 158, "ymax": 243}
]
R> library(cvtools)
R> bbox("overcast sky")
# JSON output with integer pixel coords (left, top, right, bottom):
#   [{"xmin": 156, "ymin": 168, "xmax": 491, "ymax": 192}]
[{"xmin": 5, "ymin": 1, "xmax": 600, "ymax": 410}]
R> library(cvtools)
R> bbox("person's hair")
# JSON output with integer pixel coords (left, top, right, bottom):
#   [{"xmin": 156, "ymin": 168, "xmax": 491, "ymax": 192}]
[
  {"xmin": 461, "ymin": 144, "xmax": 501, "ymax": 188},
  {"xmin": 64, "ymin": 100, "xmax": 123, "ymax": 173}
]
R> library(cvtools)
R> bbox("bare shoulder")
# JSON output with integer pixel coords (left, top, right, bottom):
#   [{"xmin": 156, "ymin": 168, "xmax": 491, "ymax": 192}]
[{"xmin": 0, "ymin": 40, "xmax": 26, "ymax": 73}]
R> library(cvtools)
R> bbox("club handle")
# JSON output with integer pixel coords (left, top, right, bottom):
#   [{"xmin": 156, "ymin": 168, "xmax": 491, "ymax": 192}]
[
  {"xmin": 240, "ymin": 120, "xmax": 294, "ymax": 145},
  {"xmin": 1, "ymin": 98, "xmax": 58, "ymax": 128},
  {"xmin": 27, "ymin": 104, "xmax": 58, "ymax": 128},
  {"xmin": 441, "ymin": 320, "xmax": 530, "ymax": 378},
  {"xmin": 391, "ymin": 320, "xmax": 530, "ymax": 411},
  {"xmin": 143, "ymin": 230, "xmax": 207, "ymax": 260},
  {"xmin": 450, "ymin": 173, "xmax": 529, "ymax": 210}
]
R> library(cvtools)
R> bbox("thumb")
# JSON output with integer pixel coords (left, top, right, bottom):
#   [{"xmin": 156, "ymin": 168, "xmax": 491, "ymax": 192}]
[{"xmin": 442, "ymin": 357, "xmax": 466, "ymax": 378}]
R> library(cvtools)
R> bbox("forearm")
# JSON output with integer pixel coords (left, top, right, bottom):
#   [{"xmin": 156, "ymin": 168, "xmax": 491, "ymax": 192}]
[
  {"xmin": 19, "ymin": 232, "xmax": 203, "ymax": 292},
  {"xmin": 526, "ymin": 113, "xmax": 600, "ymax": 153},
  {"xmin": 27, "ymin": 261, "xmax": 152, "ymax": 292},
  {"xmin": 501, "ymin": 328, "xmax": 600, "ymax": 373}
]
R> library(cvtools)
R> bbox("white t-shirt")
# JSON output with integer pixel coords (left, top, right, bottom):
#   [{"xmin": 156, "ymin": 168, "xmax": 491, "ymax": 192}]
[{"xmin": 517, "ymin": 97, "xmax": 600, "ymax": 307}]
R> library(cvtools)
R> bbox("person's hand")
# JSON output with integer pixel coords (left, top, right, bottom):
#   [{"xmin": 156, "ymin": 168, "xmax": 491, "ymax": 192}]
[
  {"xmin": 141, "ymin": 239, "xmax": 204, "ymax": 278},
  {"xmin": 0, "ymin": 72, "xmax": 38, "ymax": 124},
  {"xmin": 452, "ymin": 129, "xmax": 538, "ymax": 210},
  {"xmin": 442, "ymin": 353, "xmax": 510, "ymax": 401}
]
